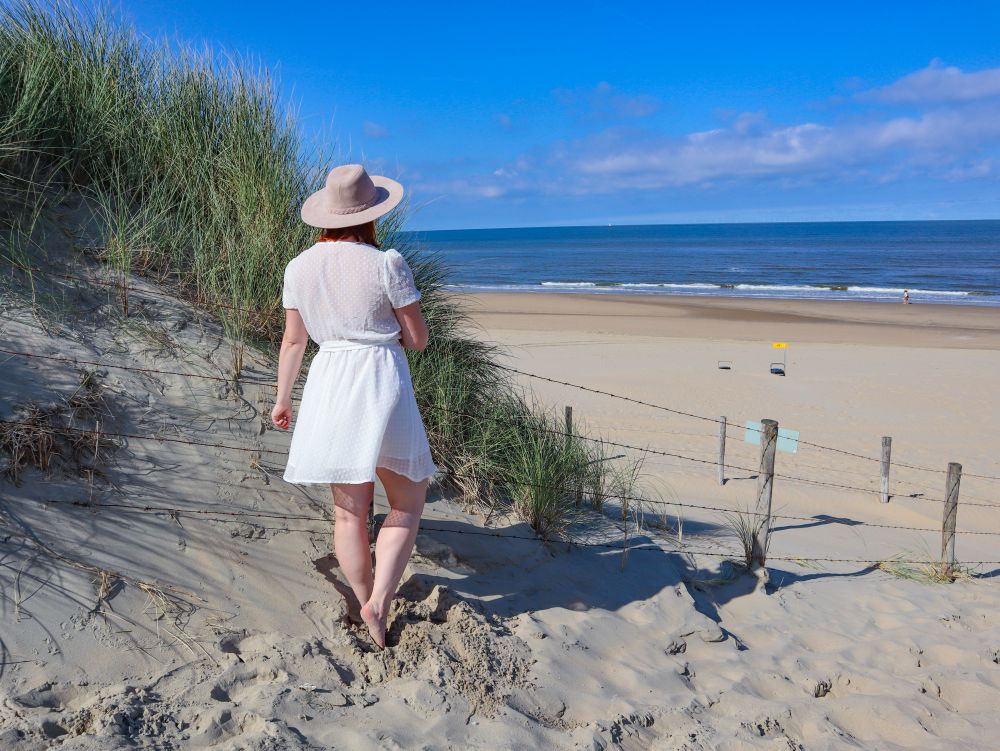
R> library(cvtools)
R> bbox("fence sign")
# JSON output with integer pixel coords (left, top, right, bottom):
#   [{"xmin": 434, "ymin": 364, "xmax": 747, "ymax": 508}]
[{"xmin": 745, "ymin": 421, "xmax": 800, "ymax": 453}]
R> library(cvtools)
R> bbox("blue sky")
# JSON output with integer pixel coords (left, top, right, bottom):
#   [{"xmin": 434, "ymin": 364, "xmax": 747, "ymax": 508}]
[{"xmin": 115, "ymin": 1, "xmax": 1000, "ymax": 230}]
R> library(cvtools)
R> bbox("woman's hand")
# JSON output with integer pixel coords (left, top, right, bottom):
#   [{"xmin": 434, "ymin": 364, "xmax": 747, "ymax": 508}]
[{"xmin": 271, "ymin": 398, "xmax": 293, "ymax": 430}]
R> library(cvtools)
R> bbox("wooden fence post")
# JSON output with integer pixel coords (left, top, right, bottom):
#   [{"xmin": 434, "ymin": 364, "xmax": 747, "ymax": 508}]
[
  {"xmin": 718, "ymin": 416, "xmax": 727, "ymax": 486},
  {"xmin": 880, "ymin": 436, "xmax": 892, "ymax": 504},
  {"xmin": 942, "ymin": 462, "xmax": 961, "ymax": 579},
  {"xmin": 750, "ymin": 419, "xmax": 778, "ymax": 583}
]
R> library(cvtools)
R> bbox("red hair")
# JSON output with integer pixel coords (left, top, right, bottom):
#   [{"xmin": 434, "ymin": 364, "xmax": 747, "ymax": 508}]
[{"xmin": 318, "ymin": 220, "xmax": 378, "ymax": 247}]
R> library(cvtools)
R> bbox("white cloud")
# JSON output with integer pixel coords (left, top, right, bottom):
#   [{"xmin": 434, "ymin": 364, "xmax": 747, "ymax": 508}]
[
  {"xmin": 945, "ymin": 159, "xmax": 995, "ymax": 181},
  {"xmin": 862, "ymin": 60, "xmax": 1000, "ymax": 104},
  {"xmin": 560, "ymin": 104, "xmax": 1000, "ymax": 193},
  {"xmin": 414, "ymin": 176, "xmax": 511, "ymax": 200},
  {"xmin": 362, "ymin": 120, "xmax": 389, "ymax": 139},
  {"xmin": 553, "ymin": 81, "xmax": 661, "ymax": 120},
  {"xmin": 412, "ymin": 62, "xmax": 1000, "ymax": 207}
]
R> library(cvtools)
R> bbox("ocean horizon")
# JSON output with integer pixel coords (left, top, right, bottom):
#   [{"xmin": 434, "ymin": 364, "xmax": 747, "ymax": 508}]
[{"xmin": 407, "ymin": 219, "xmax": 1000, "ymax": 306}]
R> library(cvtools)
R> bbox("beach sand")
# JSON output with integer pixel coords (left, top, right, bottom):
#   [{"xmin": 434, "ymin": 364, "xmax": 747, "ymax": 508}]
[
  {"xmin": 459, "ymin": 291, "xmax": 1000, "ymax": 747},
  {"xmin": 3, "ymin": 236, "xmax": 1000, "ymax": 750}
]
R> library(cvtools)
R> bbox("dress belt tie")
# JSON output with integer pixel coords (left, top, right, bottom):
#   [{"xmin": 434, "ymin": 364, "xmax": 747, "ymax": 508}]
[{"xmin": 317, "ymin": 338, "xmax": 401, "ymax": 352}]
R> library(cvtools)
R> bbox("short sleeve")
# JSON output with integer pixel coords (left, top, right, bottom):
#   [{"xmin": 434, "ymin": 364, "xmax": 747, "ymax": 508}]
[
  {"xmin": 382, "ymin": 248, "xmax": 420, "ymax": 309},
  {"xmin": 282, "ymin": 262, "xmax": 298, "ymax": 309}
]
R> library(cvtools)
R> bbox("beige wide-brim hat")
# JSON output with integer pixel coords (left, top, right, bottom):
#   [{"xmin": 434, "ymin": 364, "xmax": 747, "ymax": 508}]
[{"xmin": 301, "ymin": 164, "xmax": 404, "ymax": 229}]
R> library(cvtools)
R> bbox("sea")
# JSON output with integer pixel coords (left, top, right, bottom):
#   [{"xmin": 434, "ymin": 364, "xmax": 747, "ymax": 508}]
[{"xmin": 406, "ymin": 220, "xmax": 1000, "ymax": 306}]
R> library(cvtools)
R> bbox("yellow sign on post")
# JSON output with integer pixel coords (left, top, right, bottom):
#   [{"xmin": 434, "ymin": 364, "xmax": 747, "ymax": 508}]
[{"xmin": 770, "ymin": 342, "xmax": 789, "ymax": 375}]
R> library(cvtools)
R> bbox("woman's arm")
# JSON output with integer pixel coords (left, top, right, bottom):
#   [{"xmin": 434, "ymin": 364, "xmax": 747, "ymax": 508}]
[
  {"xmin": 271, "ymin": 309, "xmax": 309, "ymax": 429},
  {"xmin": 393, "ymin": 301, "xmax": 429, "ymax": 352}
]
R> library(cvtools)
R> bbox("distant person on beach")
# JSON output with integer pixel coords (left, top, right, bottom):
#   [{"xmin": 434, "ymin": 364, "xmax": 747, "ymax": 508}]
[
  {"xmin": 903, "ymin": 289, "xmax": 911, "ymax": 304},
  {"xmin": 272, "ymin": 165, "xmax": 437, "ymax": 649}
]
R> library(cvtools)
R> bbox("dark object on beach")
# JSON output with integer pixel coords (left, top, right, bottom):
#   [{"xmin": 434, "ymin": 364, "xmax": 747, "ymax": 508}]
[
  {"xmin": 769, "ymin": 362, "xmax": 786, "ymax": 376},
  {"xmin": 717, "ymin": 360, "xmax": 733, "ymax": 370}
]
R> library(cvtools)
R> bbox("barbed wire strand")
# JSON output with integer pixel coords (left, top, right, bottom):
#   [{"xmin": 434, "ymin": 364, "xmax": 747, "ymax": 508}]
[
  {"xmin": 7, "ymin": 264, "xmax": 1000, "ymax": 567},
  {"xmin": 9, "ymin": 494, "xmax": 1000, "ymax": 568},
  {"xmin": 10, "ymin": 262, "xmax": 1000, "ymax": 481},
  {"xmin": 419, "ymin": 407, "xmax": 1000, "ymax": 510},
  {"xmin": 3, "ymin": 345, "xmax": 994, "ymax": 506},
  {"xmin": 3, "ymin": 405, "xmax": 1000, "ymax": 511},
  {"xmin": 4, "ymin": 415, "xmax": 1000, "ymax": 535},
  {"xmin": 9, "ymin": 262, "xmax": 1000, "ymax": 481},
  {"xmin": 493, "ymin": 363, "xmax": 1000, "ymax": 482}
]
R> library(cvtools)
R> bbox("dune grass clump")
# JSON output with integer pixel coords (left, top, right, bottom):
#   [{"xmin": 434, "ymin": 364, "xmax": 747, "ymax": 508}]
[
  {"xmin": 0, "ymin": 0, "xmax": 649, "ymax": 540},
  {"xmin": 719, "ymin": 505, "xmax": 771, "ymax": 569},
  {"xmin": 0, "ymin": 369, "xmax": 117, "ymax": 484},
  {"xmin": 0, "ymin": 0, "xmax": 319, "ymax": 346},
  {"xmin": 877, "ymin": 547, "xmax": 977, "ymax": 584},
  {"xmin": 0, "ymin": 403, "xmax": 56, "ymax": 480},
  {"xmin": 478, "ymin": 405, "xmax": 588, "ymax": 540}
]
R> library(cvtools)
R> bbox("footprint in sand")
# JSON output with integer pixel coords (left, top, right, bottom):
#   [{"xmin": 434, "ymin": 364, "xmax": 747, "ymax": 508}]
[
  {"xmin": 209, "ymin": 663, "xmax": 290, "ymax": 705},
  {"xmin": 12, "ymin": 683, "xmax": 91, "ymax": 712},
  {"xmin": 193, "ymin": 707, "xmax": 280, "ymax": 746},
  {"xmin": 792, "ymin": 628, "xmax": 856, "ymax": 653},
  {"xmin": 300, "ymin": 599, "xmax": 351, "ymax": 639},
  {"xmin": 921, "ymin": 643, "xmax": 981, "ymax": 670},
  {"xmin": 928, "ymin": 675, "xmax": 1000, "ymax": 714}
]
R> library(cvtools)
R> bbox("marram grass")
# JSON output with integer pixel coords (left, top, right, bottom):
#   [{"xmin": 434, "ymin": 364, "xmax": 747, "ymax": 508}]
[{"xmin": 0, "ymin": 0, "xmax": 652, "ymax": 539}]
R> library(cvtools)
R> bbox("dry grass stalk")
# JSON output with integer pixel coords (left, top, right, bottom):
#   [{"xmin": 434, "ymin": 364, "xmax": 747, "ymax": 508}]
[
  {"xmin": 67, "ymin": 421, "xmax": 117, "ymax": 472},
  {"xmin": 451, "ymin": 461, "xmax": 495, "ymax": 511},
  {"xmin": 63, "ymin": 367, "xmax": 112, "ymax": 423},
  {"xmin": 8, "ymin": 527, "xmax": 212, "ymax": 659},
  {"xmin": 12, "ymin": 557, "xmax": 36, "ymax": 622},
  {"xmin": 3, "ymin": 523, "xmax": 200, "ymax": 656},
  {"xmin": 0, "ymin": 404, "xmax": 57, "ymax": 481},
  {"xmin": 93, "ymin": 568, "xmax": 115, "ymax": 607},
  {"xmin": 1, "ymin": 370, "xmax": 119, "ymax": 483}
]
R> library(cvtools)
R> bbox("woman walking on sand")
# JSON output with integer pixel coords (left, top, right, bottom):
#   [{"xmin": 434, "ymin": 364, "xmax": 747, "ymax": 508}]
[{"xmin": 271, "ymin": 164, "xmax": 438, "ymax": 649}]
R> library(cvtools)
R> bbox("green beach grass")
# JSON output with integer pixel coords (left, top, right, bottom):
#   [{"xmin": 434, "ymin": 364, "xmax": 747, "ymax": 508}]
[{"xmin": 0, "ymin": 0, "xmax": 653, "ymax": 539}]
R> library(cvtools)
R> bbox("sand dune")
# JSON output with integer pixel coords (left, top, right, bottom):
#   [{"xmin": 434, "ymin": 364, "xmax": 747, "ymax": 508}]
[{"xmin": 2, "ymin": 238, "xmax": 1000, "ymax": 749}]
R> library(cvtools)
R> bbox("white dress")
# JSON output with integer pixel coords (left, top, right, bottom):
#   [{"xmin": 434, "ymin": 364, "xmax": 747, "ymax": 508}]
[{"xmin": 280, "ymin": 240, "xmax": 438, "ymax": 484}]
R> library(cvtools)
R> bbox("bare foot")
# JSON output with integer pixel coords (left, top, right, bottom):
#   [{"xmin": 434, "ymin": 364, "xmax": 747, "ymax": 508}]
[{"xmin": 360, "ymin": 600, "xmax": 386, "ymax": 649}]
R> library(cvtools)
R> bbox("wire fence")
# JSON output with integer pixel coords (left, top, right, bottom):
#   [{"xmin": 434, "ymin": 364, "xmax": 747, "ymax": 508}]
[
  {"xmin": 493, "ymin": 363, "xmax": 1000, "ymax": 482},
  {"xmin": 5, "ymin": 268, "xmax": 1000, "ymax": 573},
  {"xmin": 10, "ymin": 261, "xmax": 1000, "ymax": 480},
  {"xmin": 418, "ymin": 407, "xmax": 1000, "ymax": 510},
  {"xmin": 0, "ymin": 420, "xmax": 1000, "ymax": 548},
  {"xmin": 3, "ymin": 342, "xmax": 1000, "ymax": 514},
  {"xmin": 2, "ymin": 344, "xmax": 995, "ymax": 503},
  {"xmin": 8, "ymin": 491, "xmax": 1000, "ymax": 568}
]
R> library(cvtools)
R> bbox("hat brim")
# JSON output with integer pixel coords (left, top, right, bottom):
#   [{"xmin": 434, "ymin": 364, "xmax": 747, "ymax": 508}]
[{"xmin": 300, "ymin": 175, "xmax": 404, "ymax": 229}]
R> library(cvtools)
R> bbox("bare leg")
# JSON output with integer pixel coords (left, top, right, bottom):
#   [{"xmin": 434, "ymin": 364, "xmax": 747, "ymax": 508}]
[
  {"xmin": 360, "ymin": 467, "xmax": 427, "ymax": 648},
  {"xmin": 331, "ymin": 482, "xmax": 375, "ymax": 614}
]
